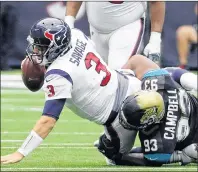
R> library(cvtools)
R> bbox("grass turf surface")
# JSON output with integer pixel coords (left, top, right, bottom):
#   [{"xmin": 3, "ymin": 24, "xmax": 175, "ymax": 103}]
[{"xmin": 1, "ymin": 70, "xmax": 198, "ymax": 171}]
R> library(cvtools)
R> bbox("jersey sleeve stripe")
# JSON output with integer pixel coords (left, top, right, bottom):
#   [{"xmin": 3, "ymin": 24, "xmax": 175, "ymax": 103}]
[
  {"xmin": 42, "ymin": 99, "xmax": 66, "ymax": 120},
  {"xmin": 144, "ymin": 153, "xmax": 171, "ymax": 163},
  {"xmin": 45, "ymin": 69, "xmax": 73, "ymax": 85},
  {"xmin": 165, "ymin": 68, "xmax": 188, "ymax": 85},
  {"xmin": 143, "ymin": 69, "xmax": 169, "ymax": 79},
  {"xmin": 130, "ymin": 18, "xmax": 144, "ymax": 56}
]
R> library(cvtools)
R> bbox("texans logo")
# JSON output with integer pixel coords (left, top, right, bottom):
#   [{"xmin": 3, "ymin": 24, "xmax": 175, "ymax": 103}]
[{"xmin": 44, "ymin": 25, "xmax": 70, "ymax": 46}]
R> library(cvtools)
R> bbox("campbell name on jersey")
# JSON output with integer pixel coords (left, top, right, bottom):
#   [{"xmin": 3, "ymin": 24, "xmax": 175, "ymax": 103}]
[
  {"xmin": 43, "ymin": 29, "xmax": 118, "ymax": 124},
  {"xmin": 140, "ymin": 69, "xmax": 193, "ymax": 155},
  {"xmin": 86, "ymin": 1, "xmax": 147, "ymax": 33}
]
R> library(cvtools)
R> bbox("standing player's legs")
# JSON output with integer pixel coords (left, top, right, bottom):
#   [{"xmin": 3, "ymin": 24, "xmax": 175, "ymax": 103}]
[
  {"xmin": 108, "ymin": 18, "xmax": 145, "ymax": 69},
  {"xmin": 89, "ymin": 25, "xmax": 109, "ymax": 64}
]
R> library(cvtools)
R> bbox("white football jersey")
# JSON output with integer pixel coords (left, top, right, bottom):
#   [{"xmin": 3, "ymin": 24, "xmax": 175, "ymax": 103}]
[
  {"xmin": 85, "ymin": 1, "xmax": 147, "ymax": 33},
  {"xmin": 43, "ymin": 29, "xmax": 119, "ymax": 124}
]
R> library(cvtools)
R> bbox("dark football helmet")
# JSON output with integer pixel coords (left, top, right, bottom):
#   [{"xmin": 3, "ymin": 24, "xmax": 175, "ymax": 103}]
[
  {"xmin": 119, "ymin": 90, "xmax": 165, "ymax": 130},
  {"xmin": 26, "ymin": 17, "xmax": 71, "ymax": 65}
]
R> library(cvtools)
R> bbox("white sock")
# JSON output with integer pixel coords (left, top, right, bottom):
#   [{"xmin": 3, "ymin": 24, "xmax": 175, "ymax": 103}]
[{"xmin": 180, "ymin": 73, "xmax": 197, "ymax": 91}]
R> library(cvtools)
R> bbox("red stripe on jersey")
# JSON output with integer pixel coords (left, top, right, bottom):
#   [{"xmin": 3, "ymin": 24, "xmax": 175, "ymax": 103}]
[{"xmin": 130, "ymin": 18, "xmax": 144, "ymax": 56}]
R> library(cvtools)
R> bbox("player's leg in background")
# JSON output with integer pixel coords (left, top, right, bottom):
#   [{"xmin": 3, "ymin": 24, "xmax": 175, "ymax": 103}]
[
  {"xmin": 107, "ymin": 18, "xmax": 145, "ymax": 70},
  {"xmin": 176, "ymin": 25, "xmax": 198, "ymax": 69},
  {"xmin": 165, "ymin": 67, "xmax": 197, "ymax": 92},
  {"xmin": 89, "ymin": 24, "xmax": 109, "ymax": 64}
]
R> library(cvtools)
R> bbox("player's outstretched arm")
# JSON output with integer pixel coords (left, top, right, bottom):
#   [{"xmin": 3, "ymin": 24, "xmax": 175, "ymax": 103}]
[
  {"xmin": 143, "ymin": 1, "xmax": 165, "ymax": 64},
  {"xmin": 149, "ymin": 1, "xmax": 165, "ymax": 34},
  {"xmin": 1, "ymin": 115, "xmax": 57, "ymax": 164},
  {"xmin": 1, "ymin": 96, "xmax": 66, "ymax": 165},
  {"xmin": 65, "ymin": 1, "xmax": 83, "ymax": 28}
]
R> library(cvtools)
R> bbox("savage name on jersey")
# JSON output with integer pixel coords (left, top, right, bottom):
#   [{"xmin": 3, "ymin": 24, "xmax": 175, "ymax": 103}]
[
  {"xmin": 139, "ymin": 69, "xmax": 198, "ymax": 162},
  {"xmin": 43, "ymin": 28, "xmax": 141, "ymax": 124}
]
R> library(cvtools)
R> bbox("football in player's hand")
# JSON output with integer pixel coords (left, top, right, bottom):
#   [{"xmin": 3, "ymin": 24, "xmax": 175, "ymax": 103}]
[{"xmin": 21, "ymin": 57, "xmax": 46, "ymax": 92}]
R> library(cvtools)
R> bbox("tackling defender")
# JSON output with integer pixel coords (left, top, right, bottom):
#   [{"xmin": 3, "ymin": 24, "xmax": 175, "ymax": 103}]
[{"xmin": 96, "ymin": 63, "xmax": 198, "ymax": 166}]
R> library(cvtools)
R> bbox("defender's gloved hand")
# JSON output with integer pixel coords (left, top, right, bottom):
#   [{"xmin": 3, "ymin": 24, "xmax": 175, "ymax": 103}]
[
  {"xmin": 97, "ymin": 134, "xmax": 121, "ymax": 161},
  {"xmin": 144, "ymin": 32, "xmax": 161, "ymax": 65}
]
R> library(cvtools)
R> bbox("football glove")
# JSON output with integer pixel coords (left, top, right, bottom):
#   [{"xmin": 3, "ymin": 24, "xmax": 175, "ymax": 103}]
[{"xmin": 144, "ymin": 32, "xmax": 161, "ymax": 65}]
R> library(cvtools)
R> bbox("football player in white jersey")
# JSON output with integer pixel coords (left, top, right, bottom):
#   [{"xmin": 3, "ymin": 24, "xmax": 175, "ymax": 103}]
[
  {"xmin": 1, "ymin": 17, "xmax": 145, "ymax": 164},
  {"xmin": 65, "ymin": 1, "xmax": 165, "ymax": 68},
  {"xmin": 2, "ymin": 17, "xmax": 197, "ymax": 165}
]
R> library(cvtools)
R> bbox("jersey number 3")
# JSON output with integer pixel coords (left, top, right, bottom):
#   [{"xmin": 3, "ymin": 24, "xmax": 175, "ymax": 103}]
[
  {"xmin": 47, "ymin": 85, "xmax": 55, "ymax": 97},
  {"xmin": 85, "ymin": 52, "xmax": 111, "ymax": 86}
]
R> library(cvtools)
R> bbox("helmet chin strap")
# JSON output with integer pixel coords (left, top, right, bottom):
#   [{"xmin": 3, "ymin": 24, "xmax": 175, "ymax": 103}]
[{"xmin": 40, "ymin": 41, "xmax": 54, "ymax": 66}]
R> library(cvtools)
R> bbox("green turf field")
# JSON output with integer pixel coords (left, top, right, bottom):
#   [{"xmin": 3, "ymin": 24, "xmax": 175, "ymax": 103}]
[{"xmin": 1, "ymin": 88, "xmax": 197, "ymax": 172}]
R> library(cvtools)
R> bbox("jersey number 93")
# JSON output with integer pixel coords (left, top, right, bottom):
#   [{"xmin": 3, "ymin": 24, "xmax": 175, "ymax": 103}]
[{"xmin": 144, "ymin": 79, "xmax": 158, "ymax": 91}]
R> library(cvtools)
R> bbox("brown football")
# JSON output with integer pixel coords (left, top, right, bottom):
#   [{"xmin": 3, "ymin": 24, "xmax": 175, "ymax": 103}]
[{"xmin": 21, "ymin": 58, "xmax": 46, "ymax": 92}]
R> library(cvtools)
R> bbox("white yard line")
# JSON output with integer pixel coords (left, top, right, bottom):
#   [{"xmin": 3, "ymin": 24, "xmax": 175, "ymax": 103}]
[
  {"xmin": 1, "ymin": 140, "xmax": 24, "ymax": 142},
  {"xmin": 1, "ymin": 119, "xmax": 91, "ymax": 124},
  {"xmin": 1, "ymin": 107, "xmax": 43, "ymax": 112},
  {"xmin": 1, "ymin": 146, "xmax": 95, "ymax": 149},
  {"xmin": 2, "ymin": 104, "xmax": 44, "ymax": 107},
  {"xmin": 1, "ymin": 131, "xmax": 100, "ymax": 135},
  {"xmin": 1, "ymin": 106, "xmax": 71, "ymax": 113},
  {"xmin": 1, "ymin": 141, "xmax": 93, "ymax": 146},
  {"xmin": 1, "ymin": 82, "xmax": 26, "ymax": 89},
  {"xmin": 2, "ymin": 104, "xmax": 43, "ymax": 107},
  {"xmin": 1, "ymin": 75, "xmax": 22, "ymax": 80},
  {"xmin": 1, "ymin": 99, "xmax": 44, "ymax": 103},
  {"xmin": 1, "ymin": 105, "xmax": 72, "ymax": 113},
  {"xmin": 1, "ymin": 167, "xmax": 197, "ymax": 171},
  {"xmin": 1, "ymin": 89, "xmax": 42, "ymax": 94}
]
